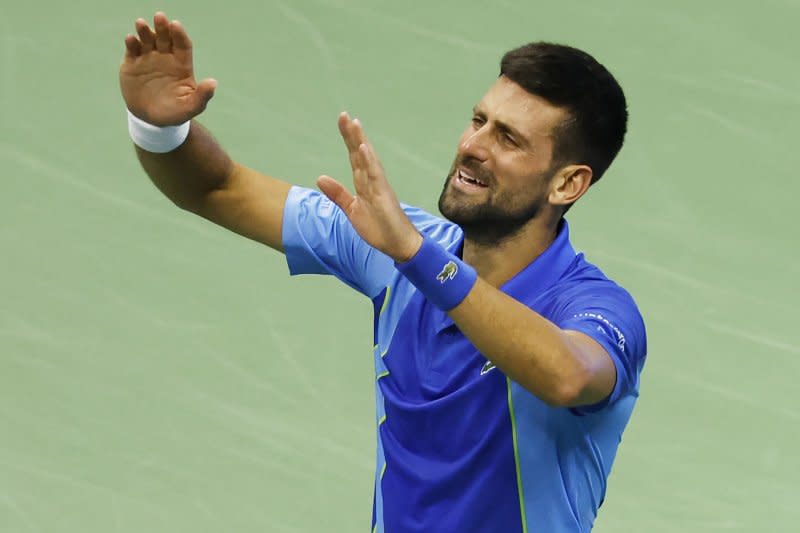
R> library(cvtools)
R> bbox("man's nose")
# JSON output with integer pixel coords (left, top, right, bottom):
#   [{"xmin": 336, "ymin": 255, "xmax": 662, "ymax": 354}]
[{"xmin": 458, "ymin": 126, "xmax": 491, "ymax": 162}]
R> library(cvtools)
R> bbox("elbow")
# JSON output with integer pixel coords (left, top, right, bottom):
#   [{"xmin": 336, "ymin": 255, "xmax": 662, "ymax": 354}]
[
  {"xmin": 541, "ymin": 384, "xmax": 582, "ymax": 408},
  {"xmin": 170, "ymin": 193, "xmax": 204, "ymax": 213},
  {"xmin": 168, "ymin": 178, "xmax": 229, "ymax": 214},
  {"xmin": 540, "ymin": 370, "xmax": 593, "ymax": 408},
  {"xmin": 149, "ymin": 181, "xmax": 210, "ymax": 214}
]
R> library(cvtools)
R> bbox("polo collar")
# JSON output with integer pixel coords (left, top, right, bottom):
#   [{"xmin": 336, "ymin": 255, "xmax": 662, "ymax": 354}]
[{"xmin": 434, "ymin": 219, "xmax": 577, "ymax": 333}]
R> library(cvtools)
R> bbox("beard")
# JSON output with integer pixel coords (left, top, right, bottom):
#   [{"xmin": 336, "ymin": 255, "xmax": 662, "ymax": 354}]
[{"xmin": 438, "ymin": 156, "xmax": 549, "ymax": 246}]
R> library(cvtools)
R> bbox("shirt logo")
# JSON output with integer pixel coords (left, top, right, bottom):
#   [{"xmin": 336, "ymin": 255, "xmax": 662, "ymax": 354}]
[
  {"xmin": 437, "ymin": 261, "xmax": 458, "ymax": 283},
  {"xmin": 480, "ymin": 360, "xmax": 496, "ymax": 375},
  {"xmin": 573, "ymin": 312, "xmax": 627, "ymax": 350}
]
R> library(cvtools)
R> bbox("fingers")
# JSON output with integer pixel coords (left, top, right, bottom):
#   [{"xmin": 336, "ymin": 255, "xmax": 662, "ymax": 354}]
[
  {"xmin": 338, "ymin": 113, "xmax": 375, "ymax": 170},
  {"xmin": 169, "ymin": 19, "xmax": 194, "ymax": 65},
  {"xmin": 358, "ymin": 143, "xmax": 385, "ymax": 184},
  {"xmin": 335, "ymin": 112, "xmax": 390, "ymax": 195},
  {"xmin": 153, "ymin": 12, "xmax": 172, "ymax": 53},
  {"xmin": 192, "ymin": 78, "xmax": 219, "ymax": 113},
  {"xmin": 351, "ymin": 146, "xmax": 371, "ymax": 194},
  {"xmin": 132, "ymin": 13, "xmax": 183, "ymax": 56},
  {"xmin": 338, "ymin": 112, "xmax": 366, "ymax": 154},
  {"xmin": 135, "ymin": 18, "xmax": 156, "ymax": 53},
  {"xmin": 170, "ymin": 20, "xmax": 192, "ymax": 51},
  {"xmin": 338, "ymin": 112, "xmax": 377, "ymax": 178},
  {"xmin": 317, "ymin": 175, "xmax": 355, "ymax": 213},
  {"xmin": 124, "ymin": 34, "xmax": 142, "ymax": 59}
]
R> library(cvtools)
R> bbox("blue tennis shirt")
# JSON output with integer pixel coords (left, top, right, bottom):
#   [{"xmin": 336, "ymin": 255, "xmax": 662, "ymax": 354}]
[{"xmin": 282, "ymin": 187, "xmax": 647, "ymax": 532}]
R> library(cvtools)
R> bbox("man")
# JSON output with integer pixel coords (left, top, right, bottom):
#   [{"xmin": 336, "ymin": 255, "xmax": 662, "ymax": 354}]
[{"xmin": 120, "ymin": 12, "xmax": 646, "ymax": 533}]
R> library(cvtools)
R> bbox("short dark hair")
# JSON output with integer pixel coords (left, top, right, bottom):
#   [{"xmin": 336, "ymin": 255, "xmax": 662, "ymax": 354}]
[{"xmin": 500, "ymin": 42, "xmax": 628, "ymax": 184}]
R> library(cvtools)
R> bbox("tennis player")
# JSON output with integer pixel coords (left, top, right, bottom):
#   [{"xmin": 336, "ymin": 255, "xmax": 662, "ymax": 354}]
[{"xmin": 120, "ymin": 12, "xmax": 647, "ymax": 532}]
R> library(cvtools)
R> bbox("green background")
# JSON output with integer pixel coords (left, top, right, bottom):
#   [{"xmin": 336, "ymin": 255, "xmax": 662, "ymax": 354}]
[{"xmin": 2, "ymin": 0, "xmax": 797, "ymax": 531}]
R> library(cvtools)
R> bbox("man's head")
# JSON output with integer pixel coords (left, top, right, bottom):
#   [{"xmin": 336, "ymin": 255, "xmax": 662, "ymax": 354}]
[{"xmin": 438, "ymin": 42, "xmax": 627, "ymax": 244}]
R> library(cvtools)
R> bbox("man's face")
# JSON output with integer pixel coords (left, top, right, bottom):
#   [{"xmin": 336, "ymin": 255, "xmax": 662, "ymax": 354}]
[{"xmin": 438, "ymin": 76, "xmax": 568, "ymax": 244}]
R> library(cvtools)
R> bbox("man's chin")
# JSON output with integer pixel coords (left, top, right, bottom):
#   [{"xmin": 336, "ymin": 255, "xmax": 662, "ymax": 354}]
[{"xmin": 438, "ymin": 202, "xmax": 485, "ymax": 226}]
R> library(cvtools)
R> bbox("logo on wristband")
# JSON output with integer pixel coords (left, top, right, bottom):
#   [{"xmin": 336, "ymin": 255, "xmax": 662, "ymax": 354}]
[{"xmin": 436, "ymin": 261, "xmax": 458, "ymax": 283}]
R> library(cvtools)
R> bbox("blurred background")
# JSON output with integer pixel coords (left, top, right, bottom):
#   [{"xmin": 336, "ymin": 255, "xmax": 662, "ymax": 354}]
[{"xmin": 2, "ymin": 0, "xmax": 798, "ymax": 531}]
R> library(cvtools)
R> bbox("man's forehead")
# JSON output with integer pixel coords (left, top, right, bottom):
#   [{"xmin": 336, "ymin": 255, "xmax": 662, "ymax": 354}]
[{"xmin": 476, "ymin": 77, "xmax": 567, "ymax": 139}]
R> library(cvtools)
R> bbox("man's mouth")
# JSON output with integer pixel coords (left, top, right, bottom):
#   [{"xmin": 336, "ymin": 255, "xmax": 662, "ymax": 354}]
[{"xmin": 455, "ymin": 168, "xmax": 489, "ymax": 189}]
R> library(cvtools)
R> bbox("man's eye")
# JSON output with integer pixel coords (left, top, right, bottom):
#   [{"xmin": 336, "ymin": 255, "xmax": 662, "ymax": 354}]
[
  {"xmin": 471, "ymin": 116, "xmax": 485, "ymax": 126},
  {"xmin": 503, "ymin": 133, "xmax": 517, "ymax": 146}
]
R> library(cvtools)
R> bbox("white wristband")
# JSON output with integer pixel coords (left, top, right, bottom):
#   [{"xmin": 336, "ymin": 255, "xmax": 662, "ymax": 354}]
[{"xmin": 127, "ymin": 110, "xmax": 191, "ymax": 153}]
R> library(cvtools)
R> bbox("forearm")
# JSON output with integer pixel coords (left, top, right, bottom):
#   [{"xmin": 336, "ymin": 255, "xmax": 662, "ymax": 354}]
[
  {"xmin": 448, "ymin": 278, "xmax": 614, "ymax": 407},
  {"xmin": 135, "ymin": 120, "xmax": 233, "ymax": 211}
]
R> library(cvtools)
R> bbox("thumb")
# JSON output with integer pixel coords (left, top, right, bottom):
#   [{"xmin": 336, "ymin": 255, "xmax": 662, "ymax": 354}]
[
  {"xmin": 193, "ymin": 78, "xmax": 218, "ymax": 112},
  {"xmin": 317, "ymin": 175, "xmax": 355, "ymax": 214}
]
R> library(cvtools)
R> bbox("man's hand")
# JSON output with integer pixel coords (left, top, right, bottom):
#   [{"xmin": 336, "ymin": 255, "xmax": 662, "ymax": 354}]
[
  {"xmin": 120, "ymin": 12, "xmax": 217, "ymax": 126},
  {"xmin": 317, "ymin": 113, "xmax": 424, "ymax": 262}
]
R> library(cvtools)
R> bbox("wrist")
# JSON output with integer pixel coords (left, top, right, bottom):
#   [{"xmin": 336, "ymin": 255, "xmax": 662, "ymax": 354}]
[
  {"xmin": 394, "ymin": 232, "xmax": 424, "ymax": 263},
  {"xmin": 395, "ymin": 237, "xmax": 477, "ymax": 311},
  {"xmin": 126, "ymin": 109, "xmax": 191, "ymax": 153}
]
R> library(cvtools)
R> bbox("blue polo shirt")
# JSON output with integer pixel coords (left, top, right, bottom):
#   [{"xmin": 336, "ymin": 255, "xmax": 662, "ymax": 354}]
[{"xmin": 282, "ymin": 187, "xmax": 647, "ymax": 533}]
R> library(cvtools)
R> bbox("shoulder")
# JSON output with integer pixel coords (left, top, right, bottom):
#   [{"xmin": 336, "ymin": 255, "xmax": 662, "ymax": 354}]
[
  {"xmin": 286, "ymin": 188, "xmax": 459, "ymax": 242},
  {"xmin": 550, "ymin": 253, "xmax": 646, "ymax": 348},
  {"xmin": 283, "ymin": 186, "xmax": 340, "ymax": 224},
  {"xmin": 559, "ymin": 254, "xmax": 639, "ymax": 306},
  {"xmin": 401, "ymin": 203, "xmax": 463, "ymax": 247}
]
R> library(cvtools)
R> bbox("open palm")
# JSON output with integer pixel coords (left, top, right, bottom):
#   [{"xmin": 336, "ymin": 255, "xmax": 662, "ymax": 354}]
[
  {"xmin": 317, "ymin": 113, "xmax": 423, "ymax": 263},
  {"xmin": 119, "ymin": 12, "xmax": 217, "ymax": 126}
]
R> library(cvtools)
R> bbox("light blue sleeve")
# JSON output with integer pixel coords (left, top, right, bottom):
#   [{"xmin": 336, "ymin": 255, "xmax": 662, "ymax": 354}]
[{"xmin": 281, "ymin": 187, "xmax": 458, "ymax": 299}]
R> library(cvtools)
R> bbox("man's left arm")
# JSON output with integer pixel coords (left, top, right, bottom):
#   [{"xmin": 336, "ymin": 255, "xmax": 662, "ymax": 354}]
[
  {"xmin": 448, "ymin": 280, "xmax": 616, "ymax": 407},
  {"xmin": 317, "ymin": 114, "xmax": 639, "ymax": 408}
]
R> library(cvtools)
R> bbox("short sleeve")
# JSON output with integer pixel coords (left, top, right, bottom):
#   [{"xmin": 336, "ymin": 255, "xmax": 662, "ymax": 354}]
[
  {"xmin": 555, "ymin": 285, "xmax": 647, "ymax": 413},
  {"xmin": 281, "ymin": 186, "xmax": 394, "ymax": 298}
]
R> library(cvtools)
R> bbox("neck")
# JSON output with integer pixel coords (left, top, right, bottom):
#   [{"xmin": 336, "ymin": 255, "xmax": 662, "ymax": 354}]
[{"xmin": 462, "ymin": 215, "xmax": 561, "ymax": 288}]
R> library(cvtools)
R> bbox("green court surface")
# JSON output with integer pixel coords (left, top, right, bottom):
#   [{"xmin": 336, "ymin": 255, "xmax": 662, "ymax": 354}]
[{"xmin": 2, "ymin": 1, "xmax": 798, "ymax": 531}]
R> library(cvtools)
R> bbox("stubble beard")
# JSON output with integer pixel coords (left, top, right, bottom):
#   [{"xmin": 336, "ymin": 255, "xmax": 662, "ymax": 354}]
[{"xmin": 438, "ymin": 157, "xmax": 547, "ymax": 246}]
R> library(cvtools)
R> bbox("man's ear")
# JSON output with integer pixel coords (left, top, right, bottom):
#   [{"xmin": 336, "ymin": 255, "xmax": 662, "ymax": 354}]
[{"xmin": 548, "ymin": 164, "xmax": 593, "ymax": 207}]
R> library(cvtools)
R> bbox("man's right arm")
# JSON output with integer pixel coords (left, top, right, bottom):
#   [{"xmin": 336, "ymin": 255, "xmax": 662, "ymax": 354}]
[
  {"xmin": 135, "ymin": 120, "xmax": 291, "ymax": 252},
  {"xmin": 121, "ymin": 12, "xmax": 292, "ymax": 252}
]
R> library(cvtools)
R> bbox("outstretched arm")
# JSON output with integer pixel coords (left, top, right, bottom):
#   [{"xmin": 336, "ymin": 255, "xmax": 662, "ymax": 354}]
[
  {"xmin": 120, "ymin": 12, "xmax": 291, "ymax": 251},
  {"xmin": 319, "ymin": 116, "xmax": 617, "ymax": 408}
]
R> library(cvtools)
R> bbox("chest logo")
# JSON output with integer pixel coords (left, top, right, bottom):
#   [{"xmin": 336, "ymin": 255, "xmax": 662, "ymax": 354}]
[
  {"xmin": 480, "ymin": 360, "xmax": 497, "ymax": 375},
  {"xmin": 437, "ymin": 261, "xmax": 458, "ymax": 283}
]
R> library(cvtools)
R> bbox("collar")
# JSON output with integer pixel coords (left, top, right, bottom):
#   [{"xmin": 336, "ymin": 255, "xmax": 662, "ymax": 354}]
[{"xmin": 434, "ymin": 219, "xmax": 577, "ymax": 333}]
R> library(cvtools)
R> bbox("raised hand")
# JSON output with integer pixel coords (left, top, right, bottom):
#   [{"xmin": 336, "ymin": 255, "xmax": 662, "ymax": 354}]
[
  {"xmin": 317, "ymin": 113, "xmax": 423, "ymax": 263},
  {"xmin": 119, "ymin": 12, "xmax": 217, "ymax": 126}
]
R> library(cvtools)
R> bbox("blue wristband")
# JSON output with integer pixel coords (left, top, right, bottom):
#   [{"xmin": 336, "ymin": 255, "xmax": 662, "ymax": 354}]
[{"xmin": 395, "ymin": 236, "xmax": 478, "ymax": 311}]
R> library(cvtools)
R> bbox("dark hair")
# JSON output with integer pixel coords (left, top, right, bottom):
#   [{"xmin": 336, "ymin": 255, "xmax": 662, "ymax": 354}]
[{"xmin": 500, "ymin": 42, "xmax": 628, "ymax": 184}]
